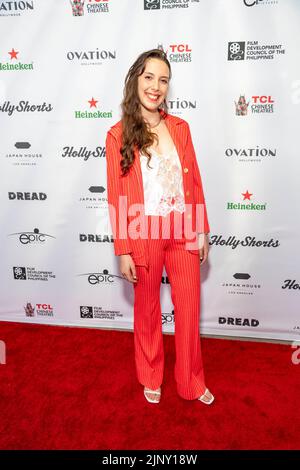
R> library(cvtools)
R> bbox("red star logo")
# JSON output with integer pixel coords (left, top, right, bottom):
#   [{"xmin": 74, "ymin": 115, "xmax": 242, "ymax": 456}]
[
  {"xmin": 242, "ymin": 190, "xmax": 253, "ymax": 200},
  {"xmin": 88, "ymin": 97, "xmax": 98, "ymax": 108},
  {"xmin": 9, "ymin": 48, "xmax": 19, "ymax": 60}
]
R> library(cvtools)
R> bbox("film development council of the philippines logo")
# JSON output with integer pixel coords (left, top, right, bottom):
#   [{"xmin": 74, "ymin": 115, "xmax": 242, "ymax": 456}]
[
  {"xmin": 228, "ymin": 42, "xmax": 245, "ymax": 60},
  {"xmin": 144, "ymin": 0, "xmax": 160, "ymax": 9},
  {"xmin": 70, "ymin": 0, "xmax": 85, "ymax": 16}
]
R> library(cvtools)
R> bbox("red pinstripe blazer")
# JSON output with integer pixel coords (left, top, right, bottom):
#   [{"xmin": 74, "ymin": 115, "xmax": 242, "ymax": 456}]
[{"xmin": 105, "ymin": 109, "xmax": 210, "ymax": 268}]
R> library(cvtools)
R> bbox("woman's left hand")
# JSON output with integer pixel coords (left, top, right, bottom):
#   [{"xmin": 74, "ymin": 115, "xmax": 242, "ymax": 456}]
[{"xmin": 198, "ymin": 233, "xmax": 209, "ymax": 266}]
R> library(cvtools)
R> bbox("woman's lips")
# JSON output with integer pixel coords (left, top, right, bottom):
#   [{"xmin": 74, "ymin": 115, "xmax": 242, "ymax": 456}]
[{"xmin": 145, "ymin": 92, "xmax": 160, "ymax": 102}]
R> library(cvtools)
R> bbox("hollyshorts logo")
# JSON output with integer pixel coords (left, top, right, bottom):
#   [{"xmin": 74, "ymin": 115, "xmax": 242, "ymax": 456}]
[
  {"xmin": 144, "ymin": 0, "xmax": 199, "ymax": 10},
  {"xmin": 0, "ymin": 0, "xmax": 34, "ymax": 17},
  {"xmin": 8, "ymin": 227, "xmax": 55, "ymax": 245},
  {"xmin": 210, "ymin": 234, "xmax": 280, "ymax": 250},
  {"xmin": 24, "ymin": 302, "xmax": 54, "ymax": 317},
  {"xmin": 79, "ymin": 185, "xmax": 107, "ymax": 210},
  {"xmin": 62, "ymin": 145, "xmax": 106, "ymax": 161},
  {"xmin": 228, "ymin": 41, "xmax": 285, "ymax": 61},
  {"xmin": 282, "ymin": 279, "xmax": 300, "ymax": 290},
  {"xmin": 243, "ymin": 0, "xmax": 278, "ymax": 6},
  {"xmin": 77, "ymin": 269, "xmax": 123, "ymax": 285},
  {"xmin": 74, "ymin": 98, "xmax": 112, "ymax": 119},
  {"xmin": 167, "ymin": 97, "xmax": 197, "ymax": 114},
  {"xmin": 225, "ymin": 146, "xmax": 277, "ymax": 163},
  {"xmin": 5, "ymin": 141, "xmax": 42, "ymax": 166},
  {"xmin": 162, "ymin": 309, "xmax": 175, "ymax": 326},
  {"xmin": 13, "ymin": 266, "xmax": 56, "ymax": 281},
  {"xmin": 80, "ymin": 305, "xmax": 122, "ymax": 320},
  {"xmin": 157, "ymin": 43, "xmax": 192, "ymax": 63},
  {"xmin": 0, "ymin": 48, "xmax": 33, "ymax": 71},
  {"xmin": 0, "ymin": 100, "xmax": 53, "ymax": 117},
  {"xmin": 221, "ymin": 272, "xmax": 261, "ymax": 296},
  {"xmin": 79, "ymin": 233, "xmax": 113, "ymax": 243},
  {"xmin": 235, "ymin": 95, "xmax": 275, "ymax": 114},
  {"xmin": 70, "ymin": 0, "xmax": 109, "ymax": 15},
  {"xmin": 8, "ymin": 191, "xmax": 47, "ymax": 201},
  {"xmin": 66, "ymin": 48, "xmax": 116, "ymax": 67},
  {"xmin": 218, "ymin": 316, "xmax": 260, "ymax": 327},
  {"xmin": 227, "ymin": 190, "xmax": 267, "ymax": 211}
]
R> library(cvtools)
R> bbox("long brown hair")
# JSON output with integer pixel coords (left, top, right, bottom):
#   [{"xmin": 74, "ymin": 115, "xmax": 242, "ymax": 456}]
[{"xmin": 120, "ymin": 48, "xmax": 172, "ymax": 176}]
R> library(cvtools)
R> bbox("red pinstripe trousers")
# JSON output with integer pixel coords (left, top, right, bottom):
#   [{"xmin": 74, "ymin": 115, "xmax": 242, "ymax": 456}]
[{"xmin": 133, "ymin": 207, "xmax": 207, "ymax": 400}]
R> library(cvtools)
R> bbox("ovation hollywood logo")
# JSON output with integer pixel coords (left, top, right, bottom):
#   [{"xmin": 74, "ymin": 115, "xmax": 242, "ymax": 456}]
[
  {"xmin": 144, "ymin": 0, "xmax": 199, "ymax": 10},
  {"xmin": 0, "ymin": 1, "xmax": 34, "ymax": 17},
  {"xmin": 225, "ymin": 145, "xmax": 277, "ymax": 163},
  {"xmin": 24, "ymin": 302, "xmax": 54, "ymax": 318},
  {"xmin": 235, "ymin": 95, "xmax": 275, "ymax": 115},
  {"xmin": 77, "ymin": 268, "xmax": 124, "ymax": 285},
  {"xmin": 0, "ymin": 100, "xmax": 53, "ymax": 116},
  {"xmin": 8, "ymin": 227, "xmax": 56, "ymax": 245},
  {"xmin": 75, "ymin": 98, "xmax": 112, "ymax": 119},
  {"xmin": 80, "ymin": 306, "xmax": 121, "ymax": 320},
  {"xmin": 70, "ymin": 0, "xmax": 109, "ymax": 16},
  {"xmin": 228, "ymin": 41, "xmax": 285, "ymax": 61},
  {"xmin": 227, "ymin": 190, "xmax": 266, "ymax": 211},
  {"xmin": 66, "ymin": 47, "xmax": 116, "ymax": 66},
  {"xmin": 167, "ymin": 98, "xmax": 197, "ymax": 113},
  {"xmin": 0, "ymin": 48, "xmax": 33, "ymax": 71},
  {"xmin": 157, "ymin": 43, "xmax": 192, "ymax": 63}
]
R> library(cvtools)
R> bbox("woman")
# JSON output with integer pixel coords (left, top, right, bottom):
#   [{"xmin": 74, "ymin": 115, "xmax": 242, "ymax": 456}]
[{"xmin": 105, "ymin": 49, "xmax": 214, "ymax": 405}]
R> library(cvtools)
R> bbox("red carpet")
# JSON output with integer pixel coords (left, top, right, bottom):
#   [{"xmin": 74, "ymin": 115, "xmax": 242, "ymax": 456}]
[{"xmin": 0, "ymin": 322, "xmax": 299, "ymax": 450}]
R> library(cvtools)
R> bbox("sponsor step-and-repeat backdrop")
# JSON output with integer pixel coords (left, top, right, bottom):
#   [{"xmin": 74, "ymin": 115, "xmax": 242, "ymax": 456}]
[{"xmin": 1, "ymin": 0, "xmax": 300, "ymax": 341}]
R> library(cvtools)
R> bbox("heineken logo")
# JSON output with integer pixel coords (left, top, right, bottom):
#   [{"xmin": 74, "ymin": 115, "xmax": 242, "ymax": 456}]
[
  {"xmin": 74, "ymin": 98, "xmax": 112, "ymax": 119},
  {"xmin": 227, "ymin": 190, "xmax": 267, "ymax": 210},
  {"xmin": 0, "ymin": 48, "xmax": 33, "ymax": 71}
]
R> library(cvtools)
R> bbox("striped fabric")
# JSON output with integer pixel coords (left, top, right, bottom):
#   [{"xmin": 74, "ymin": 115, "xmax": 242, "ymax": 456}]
[
  {"xmin": 133, "ymin": 210, "xmax": 207, "ymax": 400},
  {"xmin": 105, "ymin": 109, "xmax": 210, "ymax": 268}
]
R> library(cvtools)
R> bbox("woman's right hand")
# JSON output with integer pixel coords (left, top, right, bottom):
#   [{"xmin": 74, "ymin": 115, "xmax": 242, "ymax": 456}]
[{"xmin": 119, "ymin": 254, "xmax": 138, "ymax": 283}]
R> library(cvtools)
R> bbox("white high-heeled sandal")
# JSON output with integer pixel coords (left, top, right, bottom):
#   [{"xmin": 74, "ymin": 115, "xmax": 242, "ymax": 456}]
[
  {"xmin": 198, "ymin": 388, "xmax": 215, "ymax": 405},
  {"xmin": 144, "ymin": 387, "xmax": 161, "ymax": 404}
]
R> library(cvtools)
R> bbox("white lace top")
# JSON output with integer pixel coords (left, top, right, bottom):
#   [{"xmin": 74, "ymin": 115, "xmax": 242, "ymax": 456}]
[{"xmin": 139, "ymin": 145, "xmax": 186, "ymax": 217}]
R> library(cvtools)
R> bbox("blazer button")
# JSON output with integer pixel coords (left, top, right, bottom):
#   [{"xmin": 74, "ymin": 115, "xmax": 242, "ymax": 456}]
[
  {"xmin": 186, "ymin": 190, "xmax": 190, "ymax": 196},
  {"xmin": 183, "ymin": 167, "xmax": 188, "ymax": 173},
  {"xmin": 187, "ymin": 214, "xmax": 192, "ymax": 219}
]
